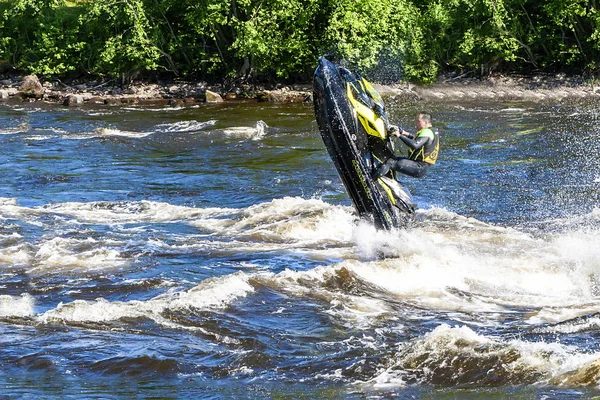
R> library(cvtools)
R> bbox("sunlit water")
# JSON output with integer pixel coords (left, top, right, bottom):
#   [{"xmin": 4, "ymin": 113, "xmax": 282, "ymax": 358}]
[{"xmin": 1, "ymin": 98, "xmax": 600, "ymax": 398}]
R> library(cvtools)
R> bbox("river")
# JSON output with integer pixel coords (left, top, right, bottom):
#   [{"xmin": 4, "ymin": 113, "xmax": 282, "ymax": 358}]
[{"xmin": 1, "ymin": 97, "xmax": 600, "ymax": 398}]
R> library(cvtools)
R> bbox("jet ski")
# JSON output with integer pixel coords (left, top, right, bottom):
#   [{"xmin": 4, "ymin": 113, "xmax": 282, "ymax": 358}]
[{"xmin": 313, "ymin": 56, "xmax": 416, "ymax": 230}]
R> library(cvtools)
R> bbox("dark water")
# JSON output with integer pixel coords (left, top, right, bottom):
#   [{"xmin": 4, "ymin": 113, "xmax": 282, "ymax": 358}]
[{"xmin": 1, "ymin": 97, "xmax": 600, "ymax": 398}]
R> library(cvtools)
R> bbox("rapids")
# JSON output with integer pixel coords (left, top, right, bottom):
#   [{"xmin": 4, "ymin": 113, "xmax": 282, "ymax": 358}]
[{"xmin": 0, "ymin": 99, "xmax": 600, "ymax": 398}]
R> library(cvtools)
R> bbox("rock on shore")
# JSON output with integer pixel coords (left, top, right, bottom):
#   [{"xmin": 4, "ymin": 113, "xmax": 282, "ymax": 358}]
[{"xmin": 20, "ymin": 75, "xmax": 45, "ymax": 99}]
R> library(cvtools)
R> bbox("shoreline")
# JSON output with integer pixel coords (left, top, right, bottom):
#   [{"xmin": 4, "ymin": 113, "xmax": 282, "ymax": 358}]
[
  {"xmin": 1, "ymin": 73, "xmax": 598, "ymax": 107},
  {"xmin": 375, "ymin": 72, "xmax": 600, "ymax": 102}
]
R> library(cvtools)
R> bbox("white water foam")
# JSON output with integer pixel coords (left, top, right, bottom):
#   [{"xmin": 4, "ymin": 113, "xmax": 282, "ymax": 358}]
[
  {"xmin": 4, "ymin": 196, "xmax": 353, "ymax": 247},
  {"xmin": 368, "ymin": 323, "xmax": 600, "ymax": 388},
  {"xmin": 6, "ymin": 196, "xmax": 600, "ymax": 332},
  {"xmin": 222, "ymin": 120, "xmax": 268, "ymax": 140},
  {"xmin": 42, "ymin": 200, "xmax": 236, "ymax": 224},
  {"xmin": 0, "ymin": 198, "xmax": 46, "ymax": 228},
  {"xmin": 0, "ymin": 197, "xmax": 357, "ymax": 272},
  {"xmin": 0, "ymin": 294, "xmax": 35, "ymax": 318},
  {"xmin": 363, "ymin": 208, "xmax": 600, "ymax": 321},
  {"xmin": 0, "ymin": 123, "xmax": 28, "ymax": 135},
  {"xmin": 192, "ymin": 197, "xmax": 355, "ymax": 244},
  {"xmin": 30, "ymin": 237, "xmax": 131, "ymax": 274},
  {"xmin": 254, "ymin": 205, "xmax": 600, "ymax": 330},
  {"xmin": 93, "ymin": 127, "xmax": 153, "ymax": 138},
  {"xmin": 38, "ymin": 272, "xmax": 254, "ymax": 326},
  {"xmin": 154, "ymin": 119, "xmax": 217, "ymax": 133},
  {"xmin": 24, "ymin": 119, "xmax": 219, "ymax": 140},
  {"xmin": 0, "ymin": 233, "xmax": 32, "ymax": 266}
]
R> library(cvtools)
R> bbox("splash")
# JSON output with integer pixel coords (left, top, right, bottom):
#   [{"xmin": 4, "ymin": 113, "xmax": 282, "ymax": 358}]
[
  {"xmin": 348, "ymin": 207, "xmax": 600, "ymax": 313},
  {"xmin": 222, "ymin": 120, "xmax": 268, "ymax": 140},
  {"xmin": 249, "ymin": 205, "xmax": 600, "ymax": 331}
]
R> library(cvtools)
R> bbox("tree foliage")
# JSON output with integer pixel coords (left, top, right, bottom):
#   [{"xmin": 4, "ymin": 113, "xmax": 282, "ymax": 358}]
[
  {"xmin": 81, "ymin": 0, "xmax": 161, "ymax": 78},
  {"xmin": 0, "ymin": 0, "xmax": 599, "ymax": 83}
]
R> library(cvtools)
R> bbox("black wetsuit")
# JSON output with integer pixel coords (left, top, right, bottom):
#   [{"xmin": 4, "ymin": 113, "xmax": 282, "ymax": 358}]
[{"xmin": 374, "ymin": 130, "xmax": 434, "ymax": 179}]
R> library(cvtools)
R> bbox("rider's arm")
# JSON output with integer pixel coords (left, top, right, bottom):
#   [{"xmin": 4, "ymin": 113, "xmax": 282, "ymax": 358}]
[
  {"xmin": 400, "ymin": 129, "xmax": 415, "ymax": 139},
  {"xmin": 399, "ymin": 134, "xmax": 429, "ymax": 150}
]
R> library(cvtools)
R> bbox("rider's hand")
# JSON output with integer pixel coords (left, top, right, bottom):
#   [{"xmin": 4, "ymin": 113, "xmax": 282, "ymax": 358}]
[{"xmin": 388, "ymin": 125, "xmax": 400, "ymax": 137}]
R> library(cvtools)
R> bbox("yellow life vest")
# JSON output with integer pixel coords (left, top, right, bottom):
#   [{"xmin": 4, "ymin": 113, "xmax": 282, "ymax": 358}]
[{"xmin": 408, "ymin": 128, "xmax": 439, "ymax": 165}]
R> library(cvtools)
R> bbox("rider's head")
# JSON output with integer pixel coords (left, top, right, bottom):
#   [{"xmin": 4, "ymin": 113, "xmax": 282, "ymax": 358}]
[{"xmin": 416, "ymin": 112, "xmax": 432, "ymax": 129}]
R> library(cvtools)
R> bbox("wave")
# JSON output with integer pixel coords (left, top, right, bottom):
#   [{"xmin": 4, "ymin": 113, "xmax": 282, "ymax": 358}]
[
  {"xmin": 247, "ymin": 205, "xmax": 600, "ymax": 329},
  {"xmin": 0, "ymin": 232, "xmax": 31, "ymax": 266},
  {"xmin": 366, "ymin": 323, "xmax": 600, "ymax": 388},
  {"xmin": 92, "ymin": 127, "xmax": 153, "ymax": 138},
  {"xmin": 532, "ymin": 312, "xmax": 600, "ymax": 335},
  {"xmin": 154, "ymin": 119, "xmax": 217, "ymax": 133},
  {"xmin": 2, "ymin": 195, "xmax": 353, "ymax": 232},
  {"xmin": 3, "ymin": 197, "xmax": 600, "ymax": 329},
  {"xmin": 40, "ymin": 200, "xmax": 235, "ymax": 224},
  {"xmin": 221, "ymin": 120, "xmax": 268, "ymax": 140},
  {"xmin": 30, "ymin": 236, "xmax": 133, "ymax": 274},
  {"xmin": 0, "ymin": 294, "xmax": 35, "ymax": 318},
  {"xmin": 0, "ymin": 123, "xmax": 28, "ymax": 135},
  {"xmin": 37, "ymin": 272, "xmax": 254, "ymax": 328},
  {"xmin": 191, "ymin": 197, "xmax": 355, "ymax": 244},
  {"xmin": 0, "ymin": 233, "xmax": 133, "ymax": 274},
  {"xmin": 263, "ymin": 264, "xmax": 394, "ymax": 330},
  {"xmin": 21, "ymin": 119, "xmax": 219, "ymax": 140},
  {"xmin": 0, "ymin": 113, "xmax": 267, "ymax": 142},
  {"xmin": 0, "ymin": 197, "xmax": 356, "ymax": 274},
  {"xmin": 3, "ymin": 197, "xmax": 600, "ymax": 389}
]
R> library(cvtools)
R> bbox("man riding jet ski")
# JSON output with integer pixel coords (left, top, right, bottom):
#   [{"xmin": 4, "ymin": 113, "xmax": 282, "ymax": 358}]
[
  {"xmin": 313, "ymin": 56, "xmax": 419, "ymax": 230},
  {"xmin": 373, "ymin": 111, "xmax": 440, "ymax": 180}
]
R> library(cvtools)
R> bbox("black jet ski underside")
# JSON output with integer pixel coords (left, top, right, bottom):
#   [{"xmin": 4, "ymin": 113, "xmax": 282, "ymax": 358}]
[{"xmin": 313, "ymin": 57, "xmax": 415, "ymax": 230}]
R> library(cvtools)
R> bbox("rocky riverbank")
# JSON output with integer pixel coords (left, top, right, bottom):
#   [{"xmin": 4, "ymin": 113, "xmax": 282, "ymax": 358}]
[
  {"xmin": 0, "ymin": 74, "xmax": 313, "ymax": 107},
  {"xmin": 392, "ymin": 72, "xmax": 600, "ymax": 102},
  {"xmin": 1, "ymin": 72, "xmax": 598, "ymax": 107}
]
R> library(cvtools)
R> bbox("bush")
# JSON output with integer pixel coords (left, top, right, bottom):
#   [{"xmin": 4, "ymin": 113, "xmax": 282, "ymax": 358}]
[{"xmin": 0, "ymin": 0, "xmax": 598, "ymax": 84}]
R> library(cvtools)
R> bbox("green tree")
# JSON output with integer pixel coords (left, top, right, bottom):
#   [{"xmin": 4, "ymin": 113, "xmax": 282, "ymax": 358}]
[
  {"xmin": 0, "ymin": 0, "xmax": 86, "ymax": 75},
  {"xmin": 1, "ymin": 0, "xmax": 600, "ymax": 84},
  {"xmin": 80, "ymin": 0, "xmax": 161, "ymax": 80},
  {"xmin": 230, "ymin": 0, "xmax": 320, "ymax": 80}
]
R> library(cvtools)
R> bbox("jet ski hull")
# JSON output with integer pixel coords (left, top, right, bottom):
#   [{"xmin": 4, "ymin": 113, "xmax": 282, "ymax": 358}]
[{"xmin": 313, "ymin": 57, "xmax": 415, "ymax": 230}]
